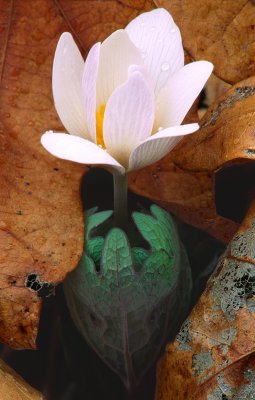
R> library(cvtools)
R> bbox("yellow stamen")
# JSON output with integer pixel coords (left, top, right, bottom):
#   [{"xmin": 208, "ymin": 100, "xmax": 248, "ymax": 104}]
[{"xmin": 96, "ymin": 104, "xmax": 106, "ymax": 148}]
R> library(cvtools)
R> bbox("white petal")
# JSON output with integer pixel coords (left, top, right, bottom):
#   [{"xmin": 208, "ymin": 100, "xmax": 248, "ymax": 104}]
[
  {"xmin": 128, "ymin": 123, "xmax": 199, "ymax": 171},
  {"xmin": 41, "ymin": 132, "xmax": 125, "ymax": 174},
  {"xmin": 96, "ymin": 30, "xmax": 143, "ymax": 107},
  {"xmin": 52, "ymin": 33, "xmax": 89, "ymax": 138},
  {"xmin": 126, "ymin": 8, "xmax": 184, "ymax": 96},
  {"xmin": 128, "ymin": 64, "xmax": 153, "ymax": 91},
  {"xmin": 103, "ymin": 68, "xmax": 154, "ymax": 168},
  {"xmin": 156, "ymin": 61, "xmax": 214, "ymax": 128},
  {"xmin": 82, "ymin": 42, "xmax": 100, "ymax": 142}
]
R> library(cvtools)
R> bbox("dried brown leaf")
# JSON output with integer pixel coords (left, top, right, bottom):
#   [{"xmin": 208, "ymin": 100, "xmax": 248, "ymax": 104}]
[
  {"xmin": 0, "ymin": 0, "xmax": 155, "ymax": 348},
  {"xmin": 156, "ymin": 200, "xmax": 255, "ymax": 399},
  {"xmin": 154, "ymin": 0, "xmax": 255, "ymax": 84},
  {"xmin": 0, "ymin": 359, "xmax": 44, "ymax": 399},
  {"xmin": 172, "ymin": 76, "xmax": 255, "ymax": 172}
]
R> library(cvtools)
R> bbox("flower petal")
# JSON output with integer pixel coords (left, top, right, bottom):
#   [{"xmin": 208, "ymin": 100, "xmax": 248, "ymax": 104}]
[
  {"xmin": 96, "ymin": 30, "xmax": 143, "ymax": 107},
  {"xmin": 82, "ymin": 42, "xmax": 100, "ymax": 142},
  {"xmin": 128, "ymin": 123, "xmax": 199, "ymax": 171},
  {"xmin": 126, "ymin": 8, "xmax": 184, "ymax": 96},
  {"xmin": 103, "ymin": 68, "xmax": 155, "ymax": 168},
  {"xmin": 52, "ymin": 33, "xmax": 89, "ymax": 138},
  {"xmin": 156, "ymin": 61, "xmax": 214, "ymax": 129},
  {"xmin": 41, "ymin": 132, "xmax": 125, "ymax": 174}
]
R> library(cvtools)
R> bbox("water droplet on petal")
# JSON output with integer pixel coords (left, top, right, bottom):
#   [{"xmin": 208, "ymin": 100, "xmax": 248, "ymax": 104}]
[
  {"xmin": 171, "ymin": 28, "xmax": 176, "ymax": 33},
  {"xmin": 161, "ymin": 63, "xmax": 170, "ymax": 72},
  {"xmin": 48, "ymin": 130, "xmax": 53, "ymax": 134},
  {"xmin": 158, "ymin": 126, "xmax": 163, "ymax": 131},
  {"xmin": 98, "ymin": 144, "xmax": 102, "ymax": 148},
  {"xmin": 141, "ymin": 21, "xmax": 145, "ymax": 27},
  {"xmin": 63, "ymin": 46, "xmax": 68, "ymax": 55}
]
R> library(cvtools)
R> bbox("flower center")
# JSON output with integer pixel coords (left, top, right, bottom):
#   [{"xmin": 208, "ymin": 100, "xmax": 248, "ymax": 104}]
[{"xmin": 96, "ymin": 105, "xmax": 106, "ymax": 148}]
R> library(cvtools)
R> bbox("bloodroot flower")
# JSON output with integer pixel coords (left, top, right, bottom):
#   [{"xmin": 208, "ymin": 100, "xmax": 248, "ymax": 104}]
[
  {"xmin": 46, "ymin": 11, "xmax": 213, "ymax": 378},
  {"xmin": 41, "ymin": 8, "xmax": 213, "ymax": 176}
]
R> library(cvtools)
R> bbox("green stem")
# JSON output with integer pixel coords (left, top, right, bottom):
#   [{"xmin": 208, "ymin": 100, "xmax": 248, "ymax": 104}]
[{"xmin": 113, "ymin": 173, "xmax": 128, "ymax": 229}]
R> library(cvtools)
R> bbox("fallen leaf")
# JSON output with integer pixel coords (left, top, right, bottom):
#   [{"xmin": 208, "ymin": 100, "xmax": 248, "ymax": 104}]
[
  {"xmin": 154, "ymin": 0, "xmax": 255, "ymax": 84},
  {"xmin": 0, "ymin": 0, "xmax": 155, "ymax": 348},
  {"xmin": 0, "ymin": 358, "xmax": 44, "ymax": 399},
  {"xmin": 172, "ymin": 76, "xmax": 255, "ymax": 172},
  {"xmin": 156, "ymin": 199, "xmax": 255, "ymax": 399},
  {"xmin": 129, "ymin": 76, "xmax": 255, "ymax": 242}
]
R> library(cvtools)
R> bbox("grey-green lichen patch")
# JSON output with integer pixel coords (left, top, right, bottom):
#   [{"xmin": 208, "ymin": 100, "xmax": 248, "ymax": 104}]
[
  {"xmin": 207, "ymin": 368, "xmax": 255, "ymax": 399},
  {"xmin": 230, "ymin": 220, "xmax": 255, "ymax": 260},
  {"xmin": 218, "ymin": 328, "xmax": 237, "ymax": 345},
  {"xmin": 247, "ymin": 298, "xmax": 255, "ymax": 313},
  {"xmin": 208, "ymin": 389, "xmax": 231, "ymax": 399},
  {"xmin": 201, "ymin": 86, "xmax": 255, "ymax": 128},
  {"xmin": 192, "ymin": 350, "xmax": 214, "ymax": 376},
  {"xmin": 218, "ymin": 374, "xmax": 237, "ymax": 397},
  {"xmin": 210, "ymin": 217, "xmax": 255, "ymax": 320},
  {"xmin": 234, "ymin": 369, "xmax": 255, "ymax": 399},
  {"xmin": 218, "ymin": 343, "xmax": 229, "ymax": 356},
  {"xmin": 210, "ymin": 257, "xmax": 255, "ymax": 320},
  {"xmin": 209, "ymin": 337, "xmax": 219, "ymax": 347},
  {"xmin": 176, "ymin": 319, "xmax": 192, "ymax": 351},
  {"xmin": 208, "ymin": 340, "xmax": 228, "ymax": 362},
  {"xmin": 208, "ymin": 374, "xmax": 237, "ymax": 399}
]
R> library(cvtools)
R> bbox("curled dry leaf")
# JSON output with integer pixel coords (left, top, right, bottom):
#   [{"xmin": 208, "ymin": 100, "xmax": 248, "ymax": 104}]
[
  {"xmin": 154, "ymin": 0, "xmax": 255, "ymax": 84},
  {"xmin": 172, "ymin": 76, "xmax": 255, "ymax": 172},
  {"xmin": 0, "ymin": 358, "xmax": 44, "ymax": 399},
  {"xmin": 0, "ymin": 0, "xmax": 154, "ymax": 349},
  {"xmin": 129, "ymin": 76, "xmax": 255, "ymax": 242},
  {"xmin": 156, "ymin": 200, "xmax": 255, "ymax": 399}
]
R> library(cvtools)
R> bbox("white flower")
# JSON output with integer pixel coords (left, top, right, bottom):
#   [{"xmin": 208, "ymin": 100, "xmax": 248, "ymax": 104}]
[{"xmin": 41, "ymin": 8, "xmax": 213, "ymax": 175}]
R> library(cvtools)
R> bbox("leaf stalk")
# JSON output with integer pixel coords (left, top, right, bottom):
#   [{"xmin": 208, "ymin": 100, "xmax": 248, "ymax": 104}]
[{"xmin": 113, "ymin": 173, "xmax": 128, "ymax": 229}]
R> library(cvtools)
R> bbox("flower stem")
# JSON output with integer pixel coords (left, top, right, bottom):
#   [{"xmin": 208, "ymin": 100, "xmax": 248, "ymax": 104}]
[{"xmin": 113, "ymin": 173, "xmax": 128, "ymax": 229}]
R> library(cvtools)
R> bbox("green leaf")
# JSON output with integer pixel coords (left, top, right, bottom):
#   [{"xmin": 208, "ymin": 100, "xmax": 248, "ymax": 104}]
[
  {"xmin": 86, "ymin": 237, "xmax": 104, "ymax": 270},
  {"xmin": 132, "ymin": 247, "xmax": 149, "ymax": 271},
  {"xmin": 102, "ymin": 228, "xmax": 134, "ymax": 287},
  {"xmin": 140, "ymin": 250, "xmax": 176, "ymax": 300},
  {"xmin": 132, "ymin": 205, "xmax": 180, "ymax": 259},
  {"xmin": 64, "ymin": 204, "xmax": 192, "ymax": 389},
  {"xmin": 86, "ymin": 209, "xmax": 113, "ymax": 241}
]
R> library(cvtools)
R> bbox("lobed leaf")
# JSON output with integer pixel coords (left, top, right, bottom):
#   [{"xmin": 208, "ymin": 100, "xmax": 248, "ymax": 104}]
[{"xmin": 64, "ymin": 205, "xmax": 191, "ymax": 388}]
